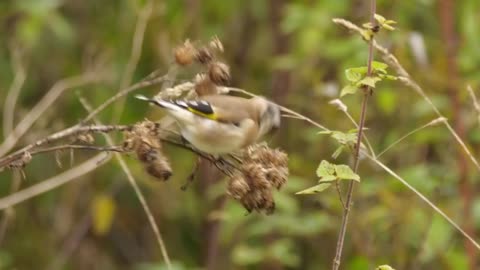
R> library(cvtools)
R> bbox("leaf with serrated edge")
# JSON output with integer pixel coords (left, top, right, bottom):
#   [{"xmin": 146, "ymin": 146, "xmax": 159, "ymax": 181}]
[
  {"xmin": 374, "ymin": 14, "xmax": 386, "ymax": 23},
  {"xmin": 345, "ymin": 69, "xmax": 362, "ymax": 82},
  {"xmin": 359, "ymin": 76, "xmax": 381, "ymax": 88},
  {"xmin": 316, "ymin": 160, "xmax": 335, "ymax": 178},
  {"xmin": 296, "ymin": 183, "xmax": 332, "ymax": 195},
  {"xmin": 334, "ymin": 164, "xmax": 360, "ymax": 182},
  {"xmin": 372, "ymin": 61, "xmax": 388, "ymax": 71},
  {"xmin": 340, "ymin": 84, "xmax": 358, "ymax": 97}
]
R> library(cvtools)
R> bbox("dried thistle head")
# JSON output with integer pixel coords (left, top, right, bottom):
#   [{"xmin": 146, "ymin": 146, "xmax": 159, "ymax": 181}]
[
  {"xmin": 195, "ymin": 47, "xmax": 214, "ymax": 64},
  {"xmin": 226, "ymin": 144, "xmax": 289, "ymax": 214},
  {"xmin": 174, "ymin": 40, "xmax": 197, "ymax": 66},
  {"xmin": 208, "ymin": 61, "xmax": 230, "ymax": 85},
  {"xmin": 123, "ymin": 120, "xmax": 172, "ymax": 181},
  {"xmin": 209, "ymin": 36, "xmax": 224, "ymax": 53},
  {"xmin": 227, "ymin": 174, "xmax": 250, "ymax": 200}
]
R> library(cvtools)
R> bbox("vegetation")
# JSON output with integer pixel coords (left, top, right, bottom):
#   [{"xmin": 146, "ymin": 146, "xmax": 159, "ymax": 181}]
[{"xmin": 1, "ymin": 0, "xmax": 480, "ymax": 269}]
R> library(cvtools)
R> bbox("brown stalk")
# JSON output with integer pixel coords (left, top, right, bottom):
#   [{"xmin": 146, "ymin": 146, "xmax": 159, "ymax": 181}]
[{"xmin": 332, "ymin": 1, "xmax": 375, "ymax": 269}]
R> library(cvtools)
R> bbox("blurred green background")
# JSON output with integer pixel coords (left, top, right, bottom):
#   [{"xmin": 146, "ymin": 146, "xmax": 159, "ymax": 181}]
[{"xmin": 1, "ymin": 0, "xmax": 480, "ymax": 269}]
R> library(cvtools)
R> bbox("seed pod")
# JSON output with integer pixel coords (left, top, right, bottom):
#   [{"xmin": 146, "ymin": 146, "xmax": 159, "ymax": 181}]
[
  {"xmin": 174, "ymin": 40, "xmax": 196, "ymax": 66},
  {"xmin": 208, "ymin": 61, "xmax": 230, "ymax": 85},
  {"xmin": 194, "ymin": 47, "xmax": 214, "ymax": 64}
]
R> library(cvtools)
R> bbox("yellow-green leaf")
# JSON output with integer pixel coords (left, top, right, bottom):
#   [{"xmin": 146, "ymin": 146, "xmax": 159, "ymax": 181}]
[
  {"xmin": 296, "ymin": 183, "xmax": 332, "ymax": 195},
  {"xmin": 316, "ymin": 160, "xmax": 335, "ymax": 178},
  {"xmin": 334, "ymin": 164, "xmax": 360, "ymax": 182},
  {"xmin": 340, "ymin": 85, "xmax": 358, "ymax": 97},
  {"xmin": 359, "ymin": 76, "xmax": 381, "ymax": 88},
  {"xmin": 376, "ymin": 265, "xmax": 395, "ymax": 270},
  {"xmin": 91, "ymin": 194, "xmax": 116, "ymax": 236},
  {"xmin": 374, "ymin": 14, "xmax": 386, "ymax": 24}
]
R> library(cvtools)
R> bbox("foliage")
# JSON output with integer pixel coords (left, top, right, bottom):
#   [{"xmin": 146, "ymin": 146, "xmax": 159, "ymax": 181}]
[{"xmin": 0, "ymin": 1, "xmax": 479, "ymax": 270}]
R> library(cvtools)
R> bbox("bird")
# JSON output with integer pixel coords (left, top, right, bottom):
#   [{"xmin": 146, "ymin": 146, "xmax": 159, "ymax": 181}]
[{"xmin": 134, "ymin": 94, "xmax": 281, "ymax": 154}]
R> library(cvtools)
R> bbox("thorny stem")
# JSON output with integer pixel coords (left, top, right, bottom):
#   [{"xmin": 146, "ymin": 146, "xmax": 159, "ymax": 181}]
[{"xmin": 332, "ymin": 1, "xmax": 375, "ymax": 269}]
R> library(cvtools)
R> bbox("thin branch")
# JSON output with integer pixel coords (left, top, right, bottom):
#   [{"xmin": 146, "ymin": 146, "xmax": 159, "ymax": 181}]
[
  {"xmin": 0, "ymin": 125, "xmax": 130, "ymax": 169},
  {"xmin": 376, "ymin": 117, "xmax": 447, "ymax": 158},
  {"xmin": 333, "ymin": 17, "xmax": 480, "ymax": 174},
  {"xmin": 30, "ymin": 144, "xmax": 124, "ymax": 156},
  {"xmin": 79, "ymin": 96, "xmax": 172, "ymax": 269},
  {"xmin": 112, "ymin": 0, "xmax": 154, "ymax": 123},
  {"xmin": 369, "ymin": 155, "xmax": 480, "ymax": 250},
  {"xmin": 3, "ymin": 45, "xmax": 27, "ymax": 138},
  {"xmin": 81, "ymin": 73, "xmax": 167, "ymax": 124},
  {"xmin": 467, "ymin": 85, "xmax": 480, "ymax": 126},
  {"xmin": 332, "ymin": 2, "xmax": 375, "ymax": 269},
  {"xmin": 0, "ymin": 72, "xmax": 104, "ymax": 157},
  {"xmin": 0, "ymin": 153, "xmax": 111, "ymax": 210}
]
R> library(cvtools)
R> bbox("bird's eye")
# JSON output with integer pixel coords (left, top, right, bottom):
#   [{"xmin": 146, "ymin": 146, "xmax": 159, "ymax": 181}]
[{"xmin": 232, "ymin": 122, "xmax": 240, "ymax": 127}]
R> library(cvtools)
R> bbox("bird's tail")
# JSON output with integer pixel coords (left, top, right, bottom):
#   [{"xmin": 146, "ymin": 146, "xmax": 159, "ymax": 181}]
[{"xmin": 134, "ymin": 95, "xmax": 195, "ymax": 124}]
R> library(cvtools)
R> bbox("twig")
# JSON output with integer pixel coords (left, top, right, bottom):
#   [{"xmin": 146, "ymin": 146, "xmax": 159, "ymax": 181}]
[
  {"xmin": 369, "ymin": 155, "xmax": 480, "ymax": 250},
  {"xmin": 376, "ymin": 117, "xmax": 447, "ymax": 158},
  {"xmin": 0, "ymin": 72, "xmax": 104, "ymax": 157},
  {"xmin": 467, "ymin": 85, "xmax": 480, "ymax": 126},
  {"xmin": 333, "ymin": 17, "xmax": 480, "ymax": 174},
  {"xmin": 81, "ymin": 73, "xmax": 167, "ymax": 124},
  {"xmin": 30, "ymin": 144, "xmax": 124, "ymax": 156},
  {"xmin": 0, "ymin": 153, "xmax": 110, "ymax": 210},
  {"xmin": 112, "ymin": 0, "xmax": 154, "ymax": 123},
  {"xmin": 332, "ymin": 2, "xmax": 376, "ymax": 269},
  {"xmin": 79, "ymin": 96, "xmax": 172, "ymax": 269},
  {"xmin": 0, "ymin": 125, "xmax": 130, "ymax": 169},
  {"xmin": 3, "ymin": 45, "xmax": 27, "ymax": 138}
]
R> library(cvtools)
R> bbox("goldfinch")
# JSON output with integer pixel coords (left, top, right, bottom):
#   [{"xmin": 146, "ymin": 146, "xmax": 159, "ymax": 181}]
[{"xmin": 135, "ymin": 94, "xmax": 280, "ymax": 154}]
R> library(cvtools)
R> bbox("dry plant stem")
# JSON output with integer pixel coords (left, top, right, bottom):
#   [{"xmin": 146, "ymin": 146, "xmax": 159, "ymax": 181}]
[
  {"xmin": 79, "ymin": 97, "xmax": 172, "ymax": 269},
  {"xmin": 333, "ymin": 17, "xmax": 480, "ymax": 174},
  {"xmin": 112, "ymin": 0, "xmax": 153, "ymax": 123},
  {"xmin": 332, "ymin": 2, "xmax": 375, "ymax": 269},
  {"xmin": 370, "ymin": 155, "xmax": 480, "ymax": 250},
  {"xmin": 0, "ymin": 72, "xmax": 102, "ymax": 157},
  {"xmin": 0, "ymin": 125, "xmax": 129, "ymax": 169},
  {"xmin": 376, "ymin": 117, "xmax": 446, "ymax": 158},
  {"xmin": 0, "ymin": 153, "xmax": 110, "ymax": 210},
  {"xmin": 3, "ymin": 46, "xmax": 27, "ymax": 138},
  {"xmin": 467, "ymin": 85, "xmax": 480, "ymax": 125},
  {"xmin": 81, "ymin": 73, "xmax": 167, "ymax": 124}
]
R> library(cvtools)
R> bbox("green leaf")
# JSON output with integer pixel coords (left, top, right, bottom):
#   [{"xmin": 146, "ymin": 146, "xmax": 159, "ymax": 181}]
[
  {"xmin": 340, "ymin": 84, "xmax": 358, "ymax": 97},
  {"xmin": 345, "ymin": 69, "xmax": 362, "ymax": 82},
  {"xmin": 383, "ymin": 74, "xmax": 398, "ymax": 80},
  {"xmin": 372, "ymin": 61, "xmax": 388, "ymax": 72},
  {"xmin": 331, "ymin": 131, "xmax": 357, "ymax": 146},
  {"xmin": 374, "ymin": 14, "xmax": 386, "ymax": 24},
  {"xmin": 316, "ymin": 160, "xmax": 335, "ymax": 178},
  {"xmin": 360, "ymin": 29, "xmax": 373, "ymax": 41},
  {"xmin": 376, "ymin": 265, "xmax": 396, "ymax": 270},
  {"xmin": 359, "ymin": 76, "xmax": 381, "ymax": 88},
  {"xmin": 296, "ymin": 183, "xmax": 332, "ymax": 194},
  {"xmin": 334, "ymin": 164, "xmax": 360, "ymax": 182},
  {"xmin": 382, "ymin": 24, "xmax": 396, "ymax": 31}
]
